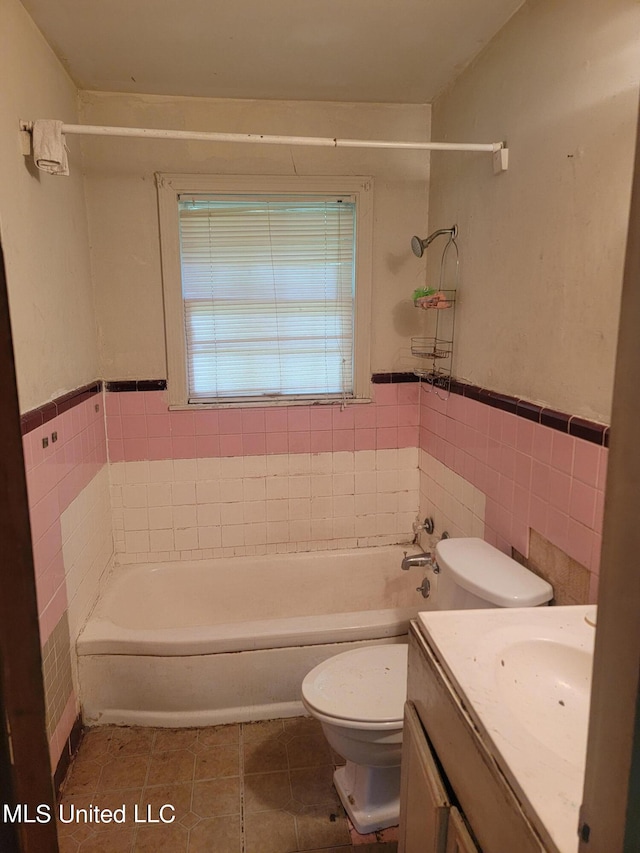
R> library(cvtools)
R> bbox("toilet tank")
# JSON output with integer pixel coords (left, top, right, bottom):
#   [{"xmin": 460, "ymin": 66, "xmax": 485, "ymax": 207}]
[{"xmin": 434, "ymin": 537, "xmax": 553, "ymax": 610}]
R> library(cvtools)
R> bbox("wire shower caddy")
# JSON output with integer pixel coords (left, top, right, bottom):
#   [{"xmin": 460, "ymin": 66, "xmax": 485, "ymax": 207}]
[{"xmin": 411, "ymin": 227, "xmax": 459, "ymax": 398}]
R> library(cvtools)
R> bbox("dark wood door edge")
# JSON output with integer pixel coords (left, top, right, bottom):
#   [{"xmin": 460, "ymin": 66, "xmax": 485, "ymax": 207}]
[{"xmin": 0, "ymin": 241, "xmax": 59, "ymax": 850}]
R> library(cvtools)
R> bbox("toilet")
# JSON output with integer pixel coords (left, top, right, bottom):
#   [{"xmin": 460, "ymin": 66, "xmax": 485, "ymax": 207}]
[{"xmin": 301, "ymin": 537, "xmax": 553, "ymax": 834}]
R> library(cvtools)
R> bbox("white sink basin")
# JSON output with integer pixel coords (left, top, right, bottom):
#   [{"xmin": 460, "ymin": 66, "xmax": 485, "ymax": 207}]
[
  {"xmin": 417, "ymin": 605, "xmax": 596, "ymax": 853},
  {"xmin": 496, "ymin": 637, "xmax": 592, "ymax": 767}
]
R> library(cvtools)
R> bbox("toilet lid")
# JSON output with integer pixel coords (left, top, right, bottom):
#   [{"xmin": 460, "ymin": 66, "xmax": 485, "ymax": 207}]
[{"xmin": 302, "ymin": 644, "xmax": 408, "ymax": 724}]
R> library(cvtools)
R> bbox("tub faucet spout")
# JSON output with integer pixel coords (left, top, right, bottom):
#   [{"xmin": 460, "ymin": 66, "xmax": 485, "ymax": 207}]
[{"xmin": 401, "ymin": 551, "xmax": 433, "ymax": 571}]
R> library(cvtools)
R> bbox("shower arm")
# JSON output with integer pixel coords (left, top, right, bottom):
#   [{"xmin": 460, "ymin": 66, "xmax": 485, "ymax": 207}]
[
  {"xmin": 424, "ymin": 225, "xmax": 457, "ymax": 247},
  {"xmin": 411, "ymin": 225, "xmax": 457, "ymax": 258}
]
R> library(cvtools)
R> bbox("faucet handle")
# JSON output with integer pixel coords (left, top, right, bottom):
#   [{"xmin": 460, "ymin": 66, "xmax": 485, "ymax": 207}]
[
  {"xmin": 412, "ymin": 516, "xmax": 435, "ymax": 535},
  {"xmin": 416, "ymin": 577, "xmax": 431, "ymax": 598}
]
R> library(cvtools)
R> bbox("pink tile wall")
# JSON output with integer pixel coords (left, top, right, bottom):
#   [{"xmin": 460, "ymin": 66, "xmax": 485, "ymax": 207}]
[
  {"xmin": 105, "ymin": 383, "xmax": 420, "ymax": 462},
  {"xmin": 22, "ymin": 395, "xmax": 107, "ymax": 646},
  {"xmin": 106, "ymin": 378, "xmax": 606, "ymax": 582},
  {"xmin": 420, "ymin": 387, "xmax": 606, "ymax": 582}
]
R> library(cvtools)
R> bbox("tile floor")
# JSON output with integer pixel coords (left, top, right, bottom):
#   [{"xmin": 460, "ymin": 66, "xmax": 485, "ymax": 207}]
[{"xmin": 56, "ymin": 717, "xmax": 398, "ymax": 853}]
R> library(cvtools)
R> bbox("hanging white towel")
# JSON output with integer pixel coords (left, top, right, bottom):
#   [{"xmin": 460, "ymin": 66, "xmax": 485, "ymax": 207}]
[{"xmin": 32, "ymin": 120, "xmax": 69, "ymax": 176}]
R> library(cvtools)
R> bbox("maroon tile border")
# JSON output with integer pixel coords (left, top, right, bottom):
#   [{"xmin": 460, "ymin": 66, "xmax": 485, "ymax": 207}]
[
  {"xmin": 106, "ymin": 375, "xmax": 414, "ymax": 389},
  {"xmin": 105, "ymin": 379, "xmax": 167, "ymax": 392},
  {"xmin": 20, "ymin": 382, "xmax": 102, "ymax": 436},
  {"xmin": 65, "ymin": 372, "xmax": 609, "ymax": 448},
  {"xmin": 371, "ymin": 372, "xmax": 420, "ymax": 384},
  {"xmin": 515, "ymin": 399, "xmax": 542, "ymax": 422},
  {"xmin": 429, "ymin": 376, "xmax": 609, "ymax": 447}
]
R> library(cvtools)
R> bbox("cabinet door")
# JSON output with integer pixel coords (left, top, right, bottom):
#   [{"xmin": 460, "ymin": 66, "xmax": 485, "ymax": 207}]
[
  {"xmin": 446, "ymin": 807, "xmax": 480, "ymax": 853},
  {"xmin": 399, "ymin": 701, "xmax": 450, "ymax": 853}
]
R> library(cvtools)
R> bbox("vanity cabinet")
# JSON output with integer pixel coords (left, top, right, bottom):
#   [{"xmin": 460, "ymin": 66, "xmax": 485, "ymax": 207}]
[
  {"xmin": 399, "ymin": 621, "xmax": 552, "ymax": 853},
  {"xmin": 399, "ymin": 700, "xmax": 450, "ymax": 852},
  {"xmin": 399, "ymin": 700, "xmax": 479, "ymax": 853},
  {"xmin": 445, "ymin": 808, "xmax": 480, "ymax": 853}
]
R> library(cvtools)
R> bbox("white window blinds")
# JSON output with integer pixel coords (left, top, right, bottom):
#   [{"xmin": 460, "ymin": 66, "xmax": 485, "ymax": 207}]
[{"xmin": 178, "ymin": 195, "xmax": 356, "ymax": 403}]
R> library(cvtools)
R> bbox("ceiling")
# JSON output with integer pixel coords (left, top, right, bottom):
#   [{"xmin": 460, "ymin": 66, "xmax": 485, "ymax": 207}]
[{"xmin": 21, "ymin": 0, "xmax": 524, "ymax": 104}]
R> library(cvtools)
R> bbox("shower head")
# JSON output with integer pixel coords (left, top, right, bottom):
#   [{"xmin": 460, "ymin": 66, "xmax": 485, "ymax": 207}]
[
  {"xmin": 411, "ymin": 225, "xmax": 457, "ymax": 258},
  {"xmin": 411, "ymin": 235, "xmax": 427, "ymax": 258}
]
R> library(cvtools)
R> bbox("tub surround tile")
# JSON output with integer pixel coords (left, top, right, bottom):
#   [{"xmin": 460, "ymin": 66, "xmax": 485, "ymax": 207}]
[
  {"xmin": 420, "ymin": 378, "xmax": 609, "ymax": 446},
  {"xmin": 33, "ymin": 375, "xmax": 608, "ymax": 783},
  {"xmin": 105, "ymin": 382, "xmax": 419, "ymax": 464},
  {"xmin": 22, "ymin": 384, "xmax": 110, "ymax": 770},
  {"xmin": 420, "ymin": 383, "xmax": 605, "ymax": 597},
  {"xmin": 58, "ymin": 719, "xmax": 389, "ymax": 853},
  {"xmin": 111, "ymin": 448, "xmax": 419, "ymax": 563},
  {"xmin": 418, "ymin": 451, "xmax": 486, "ymax": 545},
  {"xmin": 26, "ymin": 394, "xmax": 108, "ymax": 643}
]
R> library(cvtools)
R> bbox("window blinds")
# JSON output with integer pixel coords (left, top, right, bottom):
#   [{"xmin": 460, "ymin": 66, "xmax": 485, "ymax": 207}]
[{"xmin": 178, "ymin": 196, "xmax": 356, "ymax": 402}]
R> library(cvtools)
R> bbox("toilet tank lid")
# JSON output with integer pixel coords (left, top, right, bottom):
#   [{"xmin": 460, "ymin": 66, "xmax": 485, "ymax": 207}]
[{"xmin": 435, "ymin": 538, "xmax": 553, "ymax": 607}]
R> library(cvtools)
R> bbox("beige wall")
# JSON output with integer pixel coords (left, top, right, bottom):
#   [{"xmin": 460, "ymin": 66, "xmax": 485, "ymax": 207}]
[
  {"xmin": 78, "ymin": 92, "xmax": 431, "ymax": 381},
  {"xmin": 0, "ymin": 0, "xmax": 98, "ymax": 413},
  {"xmin": 426, "ymin": 0, "xmax": 640, "ymax": 424}
]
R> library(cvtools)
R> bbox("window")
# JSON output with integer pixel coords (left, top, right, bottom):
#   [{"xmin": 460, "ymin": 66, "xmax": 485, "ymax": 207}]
[{"xmin": 157, "ymin": 175, "xmax": 373, "ymax": 407}]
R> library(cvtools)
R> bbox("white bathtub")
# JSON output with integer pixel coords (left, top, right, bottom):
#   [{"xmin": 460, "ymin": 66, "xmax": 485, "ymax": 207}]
[{"xmin": 78, "ymin": 545, "xmax": 431, "ymax": 727}]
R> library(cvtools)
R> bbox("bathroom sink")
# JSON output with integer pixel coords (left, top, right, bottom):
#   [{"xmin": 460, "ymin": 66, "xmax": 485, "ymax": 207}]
[
  {"xmin": 417, "ymin": 605, "xmax": 596, "ymax": 853},
  {"xmin": 496, "ymin": 636, "xmax": 592, "ymax": 767}
]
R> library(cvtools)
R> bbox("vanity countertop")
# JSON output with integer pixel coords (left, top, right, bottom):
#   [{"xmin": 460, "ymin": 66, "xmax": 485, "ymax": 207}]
[{"xmin": 417, "ymin": 605, "xmax": 596, "ymax": 853}]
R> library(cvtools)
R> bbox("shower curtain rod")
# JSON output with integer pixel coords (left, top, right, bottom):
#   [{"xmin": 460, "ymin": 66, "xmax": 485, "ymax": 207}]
[{"xmin": 20, "ymin": 120, "xmax": 509, "ymax": 169}]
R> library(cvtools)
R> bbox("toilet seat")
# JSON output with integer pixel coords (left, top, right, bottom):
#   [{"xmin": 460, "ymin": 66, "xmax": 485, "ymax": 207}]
[{"xmin": 301, "ymin": 644, "xmax": 408, "ymax": 729}]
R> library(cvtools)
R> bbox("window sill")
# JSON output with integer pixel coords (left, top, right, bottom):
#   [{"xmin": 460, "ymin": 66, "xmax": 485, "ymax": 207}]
[{"xmin": 168, "ymin": 397, "xmax": 373, "ymax": 411}]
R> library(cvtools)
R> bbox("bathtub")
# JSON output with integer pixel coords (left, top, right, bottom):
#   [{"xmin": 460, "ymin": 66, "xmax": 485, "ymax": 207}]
[{"xmin": 78, "ymin": 545, "xmax": 432, "ymax": 727}]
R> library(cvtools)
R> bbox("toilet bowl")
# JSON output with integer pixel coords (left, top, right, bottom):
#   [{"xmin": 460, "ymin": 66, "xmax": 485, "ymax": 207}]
[
  {"xmin": 301, "ymin": 643, "xmax": 407, "ymax": 834},
  {"xmin": 301, "ymin": 537, "xmax": 554, "ymax": 833}
]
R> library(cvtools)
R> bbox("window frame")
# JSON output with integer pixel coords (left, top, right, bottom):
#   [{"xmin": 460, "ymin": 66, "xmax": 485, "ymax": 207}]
[{"xmin": 156, "ymin": 173, "xmax": 373, "ymax": 408}]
